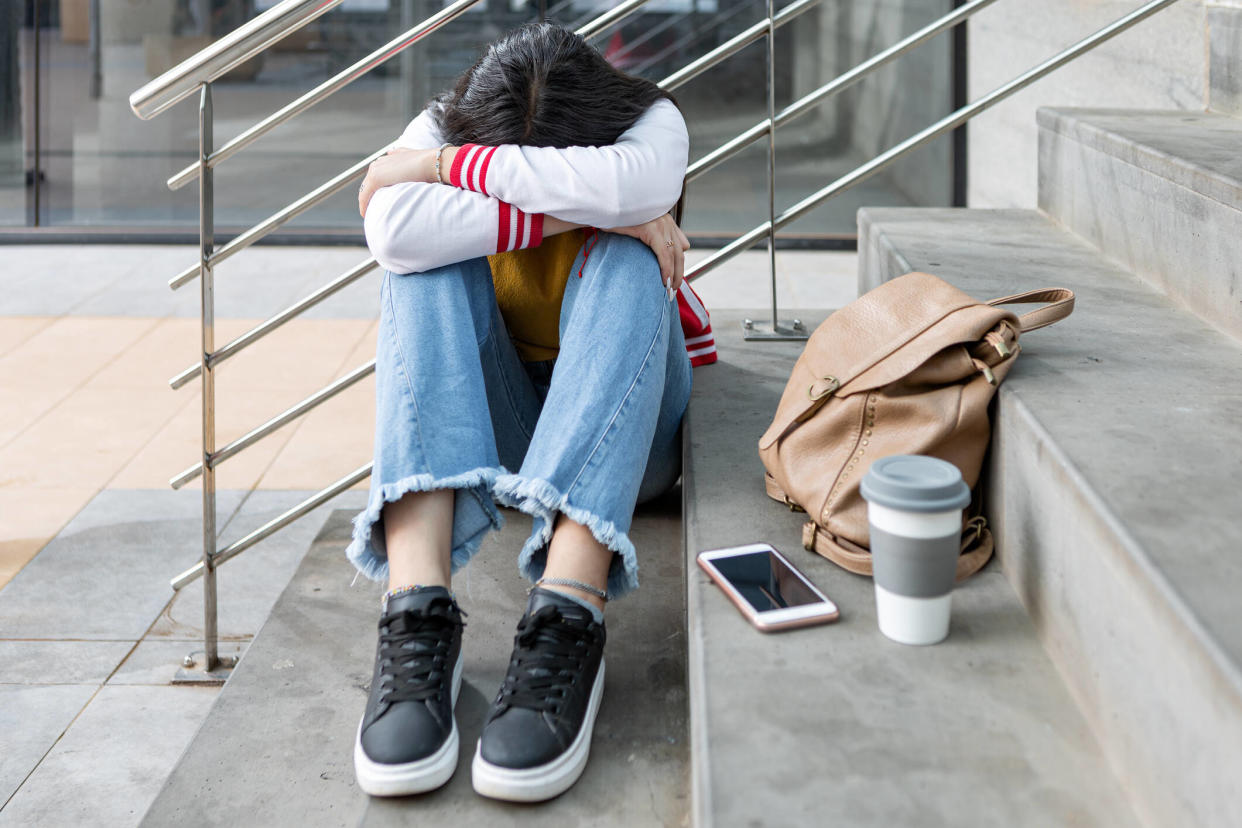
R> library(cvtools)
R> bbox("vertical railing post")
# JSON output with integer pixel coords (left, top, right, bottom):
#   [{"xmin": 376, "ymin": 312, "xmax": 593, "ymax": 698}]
[
  {"xmin": 765, "ymin": 0, "xmax": 777, "ymax": 331},
  {"xmin": 743, "ymin": 0, "xmax": 806, "ymax": 341},
  {"xmin": 199, "ymin": 82, "xmax": 220, "ymax": 673}
]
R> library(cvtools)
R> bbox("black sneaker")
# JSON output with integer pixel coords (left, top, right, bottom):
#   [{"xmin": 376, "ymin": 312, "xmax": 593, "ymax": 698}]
[
  {"xmin": 354, "ymin": 586, "xmax": 464, "ymax": 796},
  {"xmin": 471, "ymin": 587, "xmax": 607, "ymax": 802}
]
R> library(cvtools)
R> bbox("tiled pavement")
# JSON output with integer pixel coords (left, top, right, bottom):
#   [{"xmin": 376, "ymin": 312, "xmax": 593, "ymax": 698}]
[{"xmin": 0, "ymin": 243, "xmax": 856, "ymax": 824}]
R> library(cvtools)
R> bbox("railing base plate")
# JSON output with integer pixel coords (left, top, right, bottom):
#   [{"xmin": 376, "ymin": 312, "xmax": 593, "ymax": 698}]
[
  {"xmin": 171, "ymin": 648, "xmax": 241, "ymax": 685},
  {"xmin": 741, "ymin": 318, "xmax": 810, "ymax": 342}
]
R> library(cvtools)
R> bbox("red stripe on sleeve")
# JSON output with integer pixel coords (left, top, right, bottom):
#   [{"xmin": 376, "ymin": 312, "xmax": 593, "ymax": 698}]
[
  {"xmin": 496, "ymin": 201, "xmax": 511, "ymax": 253},
  {"xmin": 527, "ymin": 213, "xmax": 543, "ymax": 248},
  {"xmin": 513, "ymin": 211, "xmax": 526, "ymax": 252},
  {"xmin": 476, "ymin": 147, "xmax": 497, "ymax": 197}
]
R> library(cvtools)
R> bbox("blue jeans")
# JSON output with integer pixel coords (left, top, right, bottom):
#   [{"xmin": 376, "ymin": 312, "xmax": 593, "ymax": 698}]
[{"xmin": 346, "ymin": 232, "xmax": 693, "ymax": 599}]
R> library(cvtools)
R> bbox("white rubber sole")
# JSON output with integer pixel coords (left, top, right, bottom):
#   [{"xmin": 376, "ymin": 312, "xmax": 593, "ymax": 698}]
[
  {"xmin": 354, "ymin": 650, "xmax": 463, "ymax": 797},
  {"xmin": 471, "ymin": 658, "xmax": 606, "ymax": 803}
]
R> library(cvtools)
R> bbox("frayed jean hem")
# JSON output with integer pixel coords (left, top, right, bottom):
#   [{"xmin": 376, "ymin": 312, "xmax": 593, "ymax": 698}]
[
  {"xmin": 346, "ymin": 467, "xmax": 506, "ymax": 582},
  {"xmin": 491, "ymin": 473, "xmax": 639, "ymax": 600}
]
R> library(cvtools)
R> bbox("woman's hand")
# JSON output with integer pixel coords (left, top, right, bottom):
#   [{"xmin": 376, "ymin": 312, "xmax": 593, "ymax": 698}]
[
  {"xmin": 358, "ymin": 147, "xmax": 436, "ymax": 218},
  {"xmin": 610, "ymin": 213, "xmax": 691, "ymax": 296}
]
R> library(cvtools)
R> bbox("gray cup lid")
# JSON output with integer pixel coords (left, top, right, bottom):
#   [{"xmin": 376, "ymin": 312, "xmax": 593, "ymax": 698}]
[{"xmin": 860, "ymin": 455, "xmax": 971, "ymax": 513}]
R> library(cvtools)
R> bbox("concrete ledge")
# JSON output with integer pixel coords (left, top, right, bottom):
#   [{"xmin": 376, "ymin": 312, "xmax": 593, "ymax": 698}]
[
  {"xmin": 684, "ymin": 309, "xmax": 1132, "ymax": 827},
  {"xmin": 859, "ymin": 207, "xmax": 1242, "ymax": 828},
  {"xmin": 1036, "ymin": 107, "xmax": 1242, "ymax": 339}
]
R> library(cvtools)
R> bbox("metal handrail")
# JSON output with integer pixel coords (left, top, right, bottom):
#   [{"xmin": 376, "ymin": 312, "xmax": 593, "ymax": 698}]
[
  {"xmin": 170, "ymin": 360, "xmax": 376, "ymax": 489},
  {"xmin": 169, "ymin": 258, "xmax": 379, "ymax": 389},
  {"xmin": 576, "ymin": 0, "xmax": 654, "ymax": 40},
  {"xmin": 130, "ymin": 0, "xmax": 342, "ymax": 120},
  {"xmin": 160, "ymin": 0, "xmax": 803, "ymax": 288},
  {"xmin": 165, "ymin": 0, "xmax": 654, "ymax": 191},
  {"xmin": 658, "ymin": 0, "xmax": 820, "ymax": 91},
  {"xmin": 171, "ymin": 463, "xmax": 373, "ymax": 590},
  {"xmin": 168, "ymin": 149, "xmax": 383, "ymax": 290},
  {"xmin": 685, "ymin": 0, "xmax": 1000, "ymax": 183},
  {"xmin": 685, "ymin": 0, "xmax": 1184, "ymax": 281},
  {"xmin": 165, "ymin": 0, "xmax": 483, "ymax": 191},
  {"xmin": 134, "ymin": 0, "xmax": 1187, "ymax": 669}
]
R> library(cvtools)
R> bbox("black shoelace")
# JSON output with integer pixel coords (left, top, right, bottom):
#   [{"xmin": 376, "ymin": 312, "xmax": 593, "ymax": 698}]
[
  {"xmin": 496, "ymin": 606, "xmax": 596, "ymax": 716},
  {"xmin": 376, "ymin": 600, "xmax": 463, "ymax": 707}
]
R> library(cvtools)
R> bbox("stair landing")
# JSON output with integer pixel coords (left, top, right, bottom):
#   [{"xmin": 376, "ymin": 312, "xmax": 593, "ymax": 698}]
[{"xmin": 140, "ymin": 497, "xmax": 687, "ymax": 826}]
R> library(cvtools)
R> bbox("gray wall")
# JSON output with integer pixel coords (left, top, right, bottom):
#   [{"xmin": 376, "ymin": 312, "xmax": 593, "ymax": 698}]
[
  {"xmin": 966, "ymin": 0, "xmax": 1207, "ymax": 208},
  {"xmin": 1209, "ymin": 0, "xmax": 1242, "ymax": 115},
  {"xmin": 788, "ymin": 0, "xmax": 955, "ymax": 209},
  {"xmin": 836, "ymin": 0, "xmax": 955, "ymax": 208}
]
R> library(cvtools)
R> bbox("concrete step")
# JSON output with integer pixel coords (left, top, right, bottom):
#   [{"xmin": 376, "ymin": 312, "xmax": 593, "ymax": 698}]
[
  {"xmin": 682, "ymin": 309, "xmax": 1134, "ymax": 827},
  {"xmin": 858, "ymin": 207, "xmax": 1242, "ymax": 828},
  {"xmin": 1037, "ymin": 107, "xmax": 1242, "ymax": 339},
  {"xmin": 140, "ymin": 498, "xmax": 688, "ymax": 826}
]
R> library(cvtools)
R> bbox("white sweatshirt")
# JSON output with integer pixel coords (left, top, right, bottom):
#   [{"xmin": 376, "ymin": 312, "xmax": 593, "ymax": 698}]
[
  {"xmin": 363, "ymin": 98, "xmax": 717, "ymax": 367},
  {"xmin": 364, "ymin": 98, "xmax": 690, "ymax": 274}
]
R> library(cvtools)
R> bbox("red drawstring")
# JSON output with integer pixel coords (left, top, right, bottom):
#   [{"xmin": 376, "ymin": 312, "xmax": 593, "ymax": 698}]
[{"xmin": 577, "ymin": 228, "xmax": 599, "ymax": 279}]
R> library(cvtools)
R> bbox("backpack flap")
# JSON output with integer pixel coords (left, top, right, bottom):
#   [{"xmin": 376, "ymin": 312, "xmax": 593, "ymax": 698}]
[{"xmin": 759, "ymin": 272, "xmax": 980, "ymax": 451}]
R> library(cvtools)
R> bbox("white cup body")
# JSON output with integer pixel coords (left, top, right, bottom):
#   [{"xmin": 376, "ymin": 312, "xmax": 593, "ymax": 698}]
[{"xmin": 868, "ymin": 502, "xmax": 962, "ymax": 646}]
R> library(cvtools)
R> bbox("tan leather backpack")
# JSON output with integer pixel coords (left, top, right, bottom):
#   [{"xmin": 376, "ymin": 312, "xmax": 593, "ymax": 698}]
[{"xmin": 758, "ymin": 271, "xmax": 1074, "ymax": 579}]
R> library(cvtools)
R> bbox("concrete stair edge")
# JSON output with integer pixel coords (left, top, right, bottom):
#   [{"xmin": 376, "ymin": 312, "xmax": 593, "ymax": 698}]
[
  {"xmin": 1035, "ymin": 107, "xmax": 1242, "ymax": 209},
  {"xmin": 858, "ymin": 205, "xmax": 1242, "ymax": 694},
  {"xmin": 682, "ymin": 307, "xmax": 1137, "ymax": 828},
  {"xmin": 1035, "ymin": 107, "xmax": 1242, "ymax": 340},
  {"xmin": 858, "ymin": 206, "xmax": 1242, "ymax": 828}
]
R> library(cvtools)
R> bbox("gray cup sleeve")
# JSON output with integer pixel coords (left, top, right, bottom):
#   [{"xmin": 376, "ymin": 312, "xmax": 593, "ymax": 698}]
[{"xmin": 869, "ymin": 525, "xmax": 959, "ymax": 598}]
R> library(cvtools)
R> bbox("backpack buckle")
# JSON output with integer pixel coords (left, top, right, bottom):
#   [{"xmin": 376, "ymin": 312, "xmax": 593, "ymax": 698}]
[{"xmin": 807, "ymin": 376, "xmax": 840, "ymax": 400}]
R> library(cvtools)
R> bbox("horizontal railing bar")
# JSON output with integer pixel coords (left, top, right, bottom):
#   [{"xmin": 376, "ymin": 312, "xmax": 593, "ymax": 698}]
[
  {"xmin": 659, "ymin": 0, "xmax": 821, "ymax": 91},
  {"xmin": 576, "ymin": 0, "xmax": 654, "ymax": 40},
  {"xmin": 130, "ymin": 0, "xmax": 342, "ymax": 121},
  {"xmin": 685, "ymin": 0, "xmax": 999, "ymax": 183},
  {"xmin": 169, "ymin": 149, "xmax": 383, "ymax": 290},
  {"xmin": 631, "ymin": 0, "xmax": 762, "ymax": 79},
  {"xmin": 169, "ymin": 258, "xmax": 379, "ymax": 389},
  {"xmin": 686, "ymin": 0, "xmax": 1182, "ymax": 281},
  {"xmin": 170, "ymin": 462, "xmax": 373, "ymax": 590},
  {"xmin": 610, "ymin": 10, "xmax": 688, "ymax": 63},
  {"xmin": 166, "ymin": 0, "xmax": 483, "ymax": 191},
  {"xmin": 170, "ymin": 360, "xmax": 376, "ymax": 489},
  {"xmin": 167, "ymin": 0, "xmax": 650, "ymax": 192}
]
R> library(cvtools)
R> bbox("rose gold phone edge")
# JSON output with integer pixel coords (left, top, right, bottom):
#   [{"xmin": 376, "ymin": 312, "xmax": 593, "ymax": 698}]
[{"xmin": 696, "ymin": 542, "xmax": 839, "ymax": 633}]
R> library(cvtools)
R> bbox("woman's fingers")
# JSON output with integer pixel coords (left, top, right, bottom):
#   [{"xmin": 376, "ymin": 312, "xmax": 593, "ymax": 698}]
[
  {"xmin": 358, "ymin": 172, "xmax": 373, "ymax": 218},
  {"xmin": 654, "ymin": 232, "xmax": 675, "ymax": 289},
  {"xmin": 672, "ymin": 240, "xmax": 684, "ymax": 294}
]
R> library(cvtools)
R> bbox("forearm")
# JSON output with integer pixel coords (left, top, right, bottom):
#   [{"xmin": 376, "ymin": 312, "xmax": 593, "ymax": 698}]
[
  {"xmin": 365, "ymin": 182, "xmax": 544, "ymax": 274},
  {"xmin": 442, "ymin": 100, "xmax": 689, "ymax": 227},
  {"xmin": 543, "ymin": 215, "xmax": 583, "ymax": 237}
]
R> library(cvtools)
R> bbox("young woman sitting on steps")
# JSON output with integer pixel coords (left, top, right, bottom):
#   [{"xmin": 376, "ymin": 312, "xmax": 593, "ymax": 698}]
[{"xmin": 347, "ymin": 20, "xmax": 714, "ymax": 802}]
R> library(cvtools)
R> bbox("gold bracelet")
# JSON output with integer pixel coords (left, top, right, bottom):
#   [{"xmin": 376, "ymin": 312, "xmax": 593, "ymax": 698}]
[{"xmin": 434, "ymin": 142, "xmax": 451, "ymax": 184}]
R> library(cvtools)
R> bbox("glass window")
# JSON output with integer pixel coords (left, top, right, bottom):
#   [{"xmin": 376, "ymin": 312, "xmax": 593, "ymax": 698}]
[{"xmin": 0, "ymin": 0, "xmax": 958, "ymax": 236}]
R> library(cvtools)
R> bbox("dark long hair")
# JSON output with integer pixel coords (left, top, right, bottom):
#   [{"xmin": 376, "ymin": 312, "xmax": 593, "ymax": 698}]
[{"xmin": 431, "ymin": 21, "xmax": 686, "ymax": 220}]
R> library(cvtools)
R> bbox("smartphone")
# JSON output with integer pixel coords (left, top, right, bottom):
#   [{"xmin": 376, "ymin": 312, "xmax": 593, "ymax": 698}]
[{"xmin": 697, "ymin": 542, "xmax": 839, "ymax": 632}]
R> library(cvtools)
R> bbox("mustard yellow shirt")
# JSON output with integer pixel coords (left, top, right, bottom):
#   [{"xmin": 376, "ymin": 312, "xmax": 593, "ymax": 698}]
[{"xmin": 487, "ymin": 229, "xmax": 587, "ymax": 362}]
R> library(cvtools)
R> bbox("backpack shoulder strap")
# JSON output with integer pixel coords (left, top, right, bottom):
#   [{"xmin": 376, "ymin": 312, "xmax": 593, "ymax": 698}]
[{"xmin": 987, "ymin": 288, "xmax": 1075, "ymax": 333}]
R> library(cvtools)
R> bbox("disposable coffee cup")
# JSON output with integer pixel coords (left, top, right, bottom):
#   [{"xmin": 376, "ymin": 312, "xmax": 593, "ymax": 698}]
[{"xmin": 860, "ymin": 455, "xmax": 971, "ymax": 646}]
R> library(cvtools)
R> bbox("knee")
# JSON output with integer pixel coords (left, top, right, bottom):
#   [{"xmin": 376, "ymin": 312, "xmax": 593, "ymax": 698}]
[
  {"xmin": 583, "ymin": 233, "xmax": 668, "ymax": 312},
  {"xmin": 594, "ymin": 233, "xmax": 662, "ymax": 280}
]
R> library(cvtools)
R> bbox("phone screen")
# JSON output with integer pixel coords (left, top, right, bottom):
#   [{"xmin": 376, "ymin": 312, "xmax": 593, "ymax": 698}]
[{"xmin": 711, "ymin": 550, "xmax": 823, "ymax": 613}]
